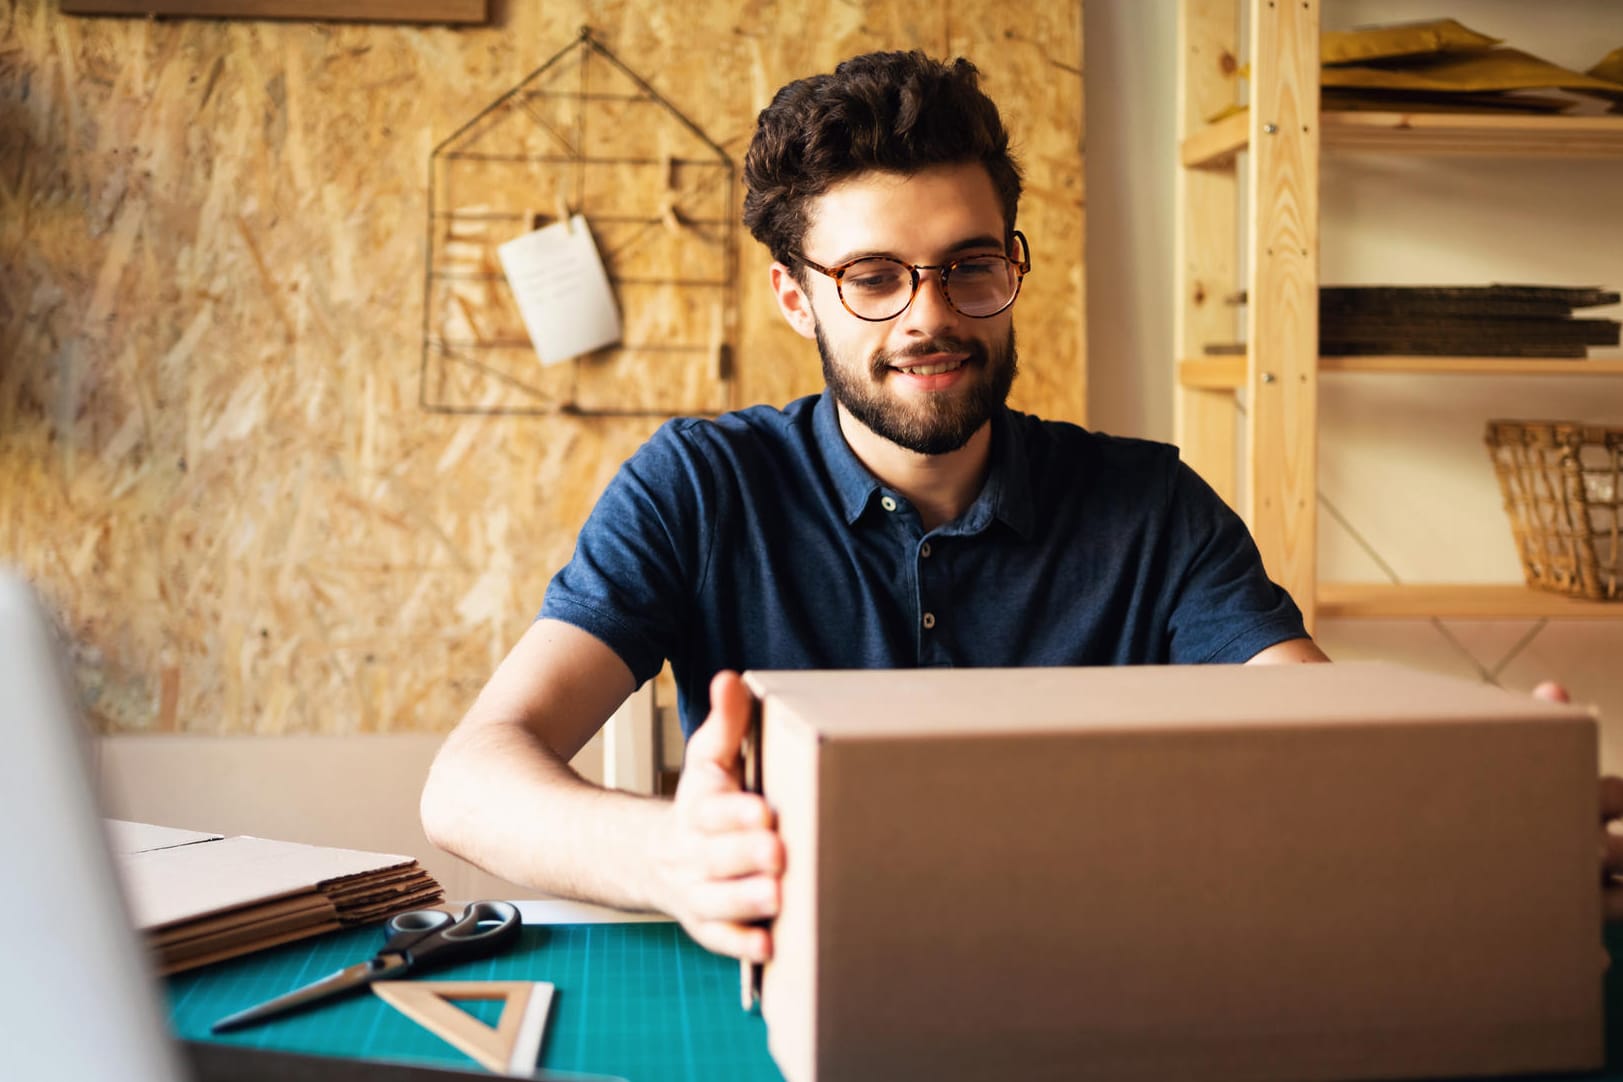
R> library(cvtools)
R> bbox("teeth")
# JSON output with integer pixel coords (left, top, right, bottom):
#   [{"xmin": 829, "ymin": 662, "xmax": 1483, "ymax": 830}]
[{"xmin": 902, "ymin": 359, "xmax": 963, "ymax": 377}]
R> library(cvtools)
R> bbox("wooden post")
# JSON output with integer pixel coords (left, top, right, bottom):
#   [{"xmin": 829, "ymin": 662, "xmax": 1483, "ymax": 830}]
[
  {"xmin": 1175, "ymin": 0, "xmax": 1241, "ymax": 509},
  {"xmin": 1245, "ymin": 0, "xmax": 1320, "ymax": 630}
]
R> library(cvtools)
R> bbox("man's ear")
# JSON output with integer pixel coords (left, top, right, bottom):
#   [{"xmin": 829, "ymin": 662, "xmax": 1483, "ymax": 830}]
[{"xmin": 769, "ymin": 262, "xmax": 819, "ymax": 340}]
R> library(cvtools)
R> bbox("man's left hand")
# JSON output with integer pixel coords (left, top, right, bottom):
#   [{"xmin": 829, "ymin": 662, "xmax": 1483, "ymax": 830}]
[{"xmin": 1535, "ymin": 681, "xmax": 1623, "ymax": 920}]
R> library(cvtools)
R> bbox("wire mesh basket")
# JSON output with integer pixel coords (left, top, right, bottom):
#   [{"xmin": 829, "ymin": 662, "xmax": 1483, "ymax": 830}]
[{"xmin": 1484, "ymin": 420, "xmax": 1622, "ymax": 601}]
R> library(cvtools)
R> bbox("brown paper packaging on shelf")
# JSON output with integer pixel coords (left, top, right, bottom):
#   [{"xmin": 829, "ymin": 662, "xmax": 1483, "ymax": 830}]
[{"xmin": 1322, "ymin": 18, "xmax": 1501, "ymax": 66}]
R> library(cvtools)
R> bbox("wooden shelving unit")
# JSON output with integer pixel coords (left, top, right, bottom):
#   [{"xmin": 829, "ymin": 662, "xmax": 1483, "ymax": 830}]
[
  {"xmin": 1184, "ymin": 110, "xmax": 1623, "ymax": 168},
  {"xmin": 1318, "ymin": 584, "xmax": 1622, "ymax": 621},
  {"xmin": 1179, "ymin": 356, "xmax": 1623, "ymax": 390},
  {"xmin": 1172, "ymin": 1, "xmax": 1623, "ymax": 626},
  {"xmin": 1320, "ymin": 357, "xmax": 1623, "ymax": 375}
]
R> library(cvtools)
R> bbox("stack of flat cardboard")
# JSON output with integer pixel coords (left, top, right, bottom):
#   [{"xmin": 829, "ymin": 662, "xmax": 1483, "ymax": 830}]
[
  {"xmin": 1318, "ymin": 18, "xmax": 1623, "ymax": 115},
  {"xmin": 107, "ymin": 821, "xmax": 443, "ymax": 975},
  {"xmin": 1319, "ymin": 284, "xmax": 1621, "ymax": 357}
]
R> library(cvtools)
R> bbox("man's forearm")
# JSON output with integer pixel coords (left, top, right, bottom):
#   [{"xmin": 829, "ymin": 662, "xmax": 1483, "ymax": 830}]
[{"xmin": 420, "ymin": 717, "xmax": 671, "ymax": 913}]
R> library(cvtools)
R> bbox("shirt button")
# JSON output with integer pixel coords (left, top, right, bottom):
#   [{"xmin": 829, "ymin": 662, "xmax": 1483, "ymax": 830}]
[
  {"xmin": 922, "ymin": 612, "xmax": 936, "ymax": 629},
  {"xmin": 920, "ymin": 542, "xmax": 932, "ymax": 558},
  {"xmin": 880, "ymin": 496, "xmax": 898, "ymax": 512}
]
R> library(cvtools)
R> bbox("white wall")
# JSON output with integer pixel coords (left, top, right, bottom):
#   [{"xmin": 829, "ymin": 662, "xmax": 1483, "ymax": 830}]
[
  {"xmin": 96, "ymin": 734, "xmax": 566, "ymax": 901},
  {"xmin": 1085, "ymin": 0, "xmax": 1623, "ymax": 768},
  {"xmin": 1084, "ymin": 0, "xmax": 1180, "ymax": 442}
]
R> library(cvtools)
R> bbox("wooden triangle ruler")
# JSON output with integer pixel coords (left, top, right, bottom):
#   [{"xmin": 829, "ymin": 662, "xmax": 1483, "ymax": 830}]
[{"xmin": 373, "ymin": 980, "xmax": 554, "ymax": 1076}]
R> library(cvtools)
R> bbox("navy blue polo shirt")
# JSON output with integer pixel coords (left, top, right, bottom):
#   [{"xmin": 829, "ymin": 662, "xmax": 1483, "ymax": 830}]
[{"xmin": 542, "ymin": 391, "xmax": 1306, "ymax": 737}]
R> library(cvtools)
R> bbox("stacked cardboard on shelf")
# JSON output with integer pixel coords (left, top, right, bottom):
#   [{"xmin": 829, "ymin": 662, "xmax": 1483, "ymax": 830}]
[
  {"xmin": 1211, "ymin": 21, "xmax": 1623, "ymax": 124},
  {"xmin": 1319, "ymin": 284, "xmax": 1621, "ymax": 356},
  {"xmin": 1318, "ymin": 18, "xmax": 1623, "ymax": 114},
  {"xmin": 107, "ymin": 820, "xmax": 444, "ymax": 975}
]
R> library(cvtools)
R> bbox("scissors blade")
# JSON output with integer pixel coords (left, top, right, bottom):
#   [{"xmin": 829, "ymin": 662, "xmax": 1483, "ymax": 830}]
[{"xmin": 211, "ymin": 956, "xmax": 404, "ymax": 1033}]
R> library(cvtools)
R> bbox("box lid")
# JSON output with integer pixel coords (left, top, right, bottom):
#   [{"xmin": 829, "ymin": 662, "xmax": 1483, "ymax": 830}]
[{"xmin": 743, "ymin": 661, "xmax": 1592, "ymax": 740}]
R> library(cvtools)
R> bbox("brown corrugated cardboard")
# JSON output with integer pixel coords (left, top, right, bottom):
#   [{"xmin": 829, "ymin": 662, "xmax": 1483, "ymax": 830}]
[
  {"xmin": 111, "ymin": 823, "xmax": 444, "ymax": 974},
  {"xmin": 741, "ymin": 662, "xmax": 1603, "ymax": 1082}
]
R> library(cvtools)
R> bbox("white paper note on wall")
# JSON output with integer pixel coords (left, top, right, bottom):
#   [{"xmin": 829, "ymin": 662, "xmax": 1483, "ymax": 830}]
[{"xmin": 497, "ymin": 215, "xmax": 622, "ymax": 366}]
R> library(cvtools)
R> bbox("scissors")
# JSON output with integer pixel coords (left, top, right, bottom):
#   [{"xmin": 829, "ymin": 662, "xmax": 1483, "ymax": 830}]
[{"xmin": 212, "ymin": 900, "xmax": 522, "ymax": 1034}]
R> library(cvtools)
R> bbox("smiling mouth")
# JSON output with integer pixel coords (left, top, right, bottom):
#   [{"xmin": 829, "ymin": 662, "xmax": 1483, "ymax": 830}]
[{"xmin": 892, "ymin": 357, "xmax": 966, "ymax": 377}]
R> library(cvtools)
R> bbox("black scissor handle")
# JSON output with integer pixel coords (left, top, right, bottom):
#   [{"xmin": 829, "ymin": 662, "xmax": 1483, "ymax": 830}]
[
  {"xmin": 379, "ymin": 907, "xmax": 455, "ymax": 955},
  {"xmin": 402, "ymin": 900, "xmax": 521, "ymax": 972}
]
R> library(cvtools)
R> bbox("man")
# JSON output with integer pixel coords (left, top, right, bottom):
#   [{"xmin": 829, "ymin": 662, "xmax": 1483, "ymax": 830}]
[{"xmin": 426, "ymin": 51, "xmax": 1614, "ymax": 968}]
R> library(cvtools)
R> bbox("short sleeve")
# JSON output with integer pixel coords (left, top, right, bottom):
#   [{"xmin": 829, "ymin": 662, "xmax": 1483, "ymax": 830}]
[
  {"xmin": 540, "ymin": 421, "xmax": 719, "ymax": 686},
  {"xmin": 1162, "ymin": 462, "xmax": 1308, "ymax": 663}
]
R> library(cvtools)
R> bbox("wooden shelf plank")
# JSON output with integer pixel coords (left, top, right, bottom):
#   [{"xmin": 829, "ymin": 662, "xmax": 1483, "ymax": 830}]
[
  {"xmin": 1318, "ymin": 583, "xmax": 1622, "ymax": 620},
  {"xmin": 1182, "ymin": 110, "xmax": 1623, "ymax": 167},
  {"xmin": 1178, "ymin": 357, "xmax": 1247, "ymax": 389},
  {"xmin": 1180, "ymin": 357, "xmax": 1623, "ymax": 387},
  {"xmin": 1323, "ymin": 111, "xmax": 1623, "ymax": 157},
  {"xmin": 1322, "ymin": 356, "xmax": 1623, "ymax": 375}
]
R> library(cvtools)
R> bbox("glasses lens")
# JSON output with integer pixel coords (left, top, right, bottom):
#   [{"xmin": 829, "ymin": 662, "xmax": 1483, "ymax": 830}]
[
  {"xmin": 838, "ymin": 259, "xmax": 915, "ymax": 320},
  {"xmin": 947, "ymin": 256, "xmax": 1017, "ymax": 317}
]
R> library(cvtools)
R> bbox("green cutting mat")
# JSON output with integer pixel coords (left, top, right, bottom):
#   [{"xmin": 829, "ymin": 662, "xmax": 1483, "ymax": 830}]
[
  {"xmin": 172, "ymin": 920, "xmax": 1623, "ymax": 1081},
  {"xmin": 168, "ymin": 921, "xmax": 785, "ymax": 1082}
]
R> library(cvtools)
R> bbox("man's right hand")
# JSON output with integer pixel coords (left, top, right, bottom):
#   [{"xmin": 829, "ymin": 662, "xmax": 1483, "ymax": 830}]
[{"xmin": 650, "ymin": 670, "xmax": 784, "ymax": 962}]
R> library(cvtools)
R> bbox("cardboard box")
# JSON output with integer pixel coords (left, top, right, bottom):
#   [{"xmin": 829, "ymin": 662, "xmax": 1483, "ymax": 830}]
[{"xmin": 741, "ymin": 662, "xmax": 1603, "ymax": 1082}]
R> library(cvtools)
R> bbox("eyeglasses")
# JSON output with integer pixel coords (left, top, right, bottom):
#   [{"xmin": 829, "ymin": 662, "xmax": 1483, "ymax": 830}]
[{"xmin": 797, "ymin": 231, "xmax": 1031, "ymax": 322}]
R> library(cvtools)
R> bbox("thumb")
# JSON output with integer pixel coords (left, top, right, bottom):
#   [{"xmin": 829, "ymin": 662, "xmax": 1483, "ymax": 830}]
[
  {"xmin": 1532, "ymin": 681, "xmax": 1571, "ymax": 704},
  {"xmin": 681, "ymin": 670, "xmax": 756, "ymax": 792}
]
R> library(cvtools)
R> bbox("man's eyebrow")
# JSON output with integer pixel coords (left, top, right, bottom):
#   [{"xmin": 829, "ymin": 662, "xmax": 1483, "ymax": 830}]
[
  {"xmin": 828, "ymin": 234, "xmax": 1009, "ymax": 266},
  {"xmin": 946, "ymin": 234, "xmax": 1007, "ymax": 254}
]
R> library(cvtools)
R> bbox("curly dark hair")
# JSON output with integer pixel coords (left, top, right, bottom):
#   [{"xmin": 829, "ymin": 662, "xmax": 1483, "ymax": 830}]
[{"xmin": 742, "ymin": 51, "xmax": 1023, "ymax": 270}]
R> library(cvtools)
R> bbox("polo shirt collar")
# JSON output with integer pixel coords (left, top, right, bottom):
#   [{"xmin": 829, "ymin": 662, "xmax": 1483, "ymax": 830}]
[
  {"xmin": 814, "ymin": 390, "xmax": 882, "ymax": 524},
  {"xmin": 987, "ymin": 407, "xmax": 1035, "ymax": 539},
  {"xmin": 812, "ymin": 389, "xmax": 1035, "ymax": 539}
]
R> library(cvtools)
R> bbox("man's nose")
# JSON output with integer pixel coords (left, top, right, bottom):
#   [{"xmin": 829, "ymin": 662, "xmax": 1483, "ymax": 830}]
[{"xmin": 899, "ymin": 269, "xmax": 961, "ymax": 333}]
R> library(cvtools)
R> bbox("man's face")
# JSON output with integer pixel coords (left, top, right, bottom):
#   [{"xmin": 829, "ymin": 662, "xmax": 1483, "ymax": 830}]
[{"xmin": 780, "ymin": 162, "xmax": 1020, "ymax": 456}]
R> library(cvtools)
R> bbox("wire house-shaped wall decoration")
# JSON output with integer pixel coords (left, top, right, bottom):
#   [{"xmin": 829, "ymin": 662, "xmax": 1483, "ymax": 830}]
[{"xmin": 420, "ymin": 28, "xmax": 737, "ymax": 416}]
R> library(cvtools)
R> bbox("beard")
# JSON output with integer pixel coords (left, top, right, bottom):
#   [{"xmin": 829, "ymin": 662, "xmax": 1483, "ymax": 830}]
[{"xmin": 816, "ymin": 324, "xmax": 1019, "ymax": 456}]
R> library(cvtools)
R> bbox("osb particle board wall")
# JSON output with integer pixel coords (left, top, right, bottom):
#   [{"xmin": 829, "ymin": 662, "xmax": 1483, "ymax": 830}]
[{"xmin": 0, "ymin": 1, "xmax": 1085, "ymax": 735}]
